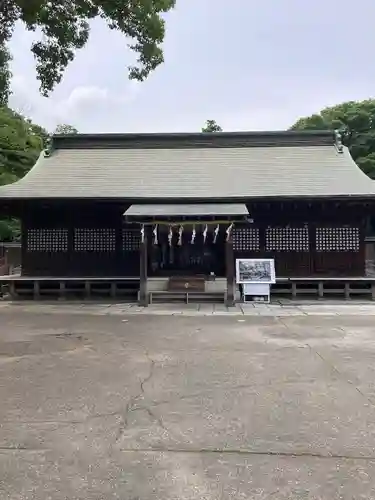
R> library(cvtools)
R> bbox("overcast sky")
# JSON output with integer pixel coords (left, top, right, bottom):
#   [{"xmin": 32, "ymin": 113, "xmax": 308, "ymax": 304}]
[{"xmin": 7, "ymin": 0, "xmax": 375, "ymax": 133}]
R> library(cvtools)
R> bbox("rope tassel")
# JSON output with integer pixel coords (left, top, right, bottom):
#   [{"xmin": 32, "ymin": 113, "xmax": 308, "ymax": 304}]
[
  {"xmin": 191, "ymin": 224, "xmax": 196, "ymax": 244},
  {"xmin": 203, "ymin": 224, "xmax": 208, "ymax": 243},
  {"xmin": 153, "ymin": 224, "xmax": 158, "ymax": 245},
  {"xmin": 168, "ymin": 225, "xmax": 173, "ymax": 247},
  {"xmin": 178, "ymin": 225, "xmax": 183, "ymax": 246},
  {"xmin": 213, "ymin": 224, "xmax": 219, "ymax": 244},
  {"xmin": 226, "ymin": 223, "xmax": 233, "ymax": 242}
]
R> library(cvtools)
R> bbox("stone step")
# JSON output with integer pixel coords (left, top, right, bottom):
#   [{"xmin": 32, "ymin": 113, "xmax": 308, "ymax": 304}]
[{"xmin": 148, "ymin": 290, "xmax": 225, "ymax": 304}]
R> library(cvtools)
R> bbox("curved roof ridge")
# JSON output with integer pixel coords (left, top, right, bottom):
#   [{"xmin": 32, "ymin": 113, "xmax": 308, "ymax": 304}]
[
  {"xmin": 341, "ymin": 146, "xmax": 375, "ymax": 186},
  {"xmin": 0, "ymin": 151, "xmax": 46, "ymax": 193}
]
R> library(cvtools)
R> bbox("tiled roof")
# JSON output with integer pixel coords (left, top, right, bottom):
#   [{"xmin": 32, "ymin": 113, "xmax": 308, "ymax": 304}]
[{"xmin": 0, "ymin": 131, "xmax": 374, "ymax": 200}]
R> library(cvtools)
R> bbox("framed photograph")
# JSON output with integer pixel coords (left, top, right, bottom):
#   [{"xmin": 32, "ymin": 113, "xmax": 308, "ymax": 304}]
[{"xmin": 235, "ymin": 258, "xmax": 276, "ymax": 284}]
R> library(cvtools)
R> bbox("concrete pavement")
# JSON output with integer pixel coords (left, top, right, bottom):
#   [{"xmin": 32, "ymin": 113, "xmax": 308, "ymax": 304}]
[{"xmin": 0, "ymin": 305, "xmax": 375, "ymax": 498}]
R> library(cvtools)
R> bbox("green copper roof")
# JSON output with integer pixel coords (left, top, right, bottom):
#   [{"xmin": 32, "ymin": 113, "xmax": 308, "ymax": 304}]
[{"xmin": 0, "ymin": 131, "xmax": 374, "ymax": 200}]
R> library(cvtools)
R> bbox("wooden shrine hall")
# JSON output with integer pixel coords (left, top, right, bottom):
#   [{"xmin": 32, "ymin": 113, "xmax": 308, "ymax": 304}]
[
  {"xmin": 1, "ymin": 129, "xmax": 375, "ymax": 304},
  {"xmin": 123, "ymin": 203, "xmax": 248, "ymax": 305}
]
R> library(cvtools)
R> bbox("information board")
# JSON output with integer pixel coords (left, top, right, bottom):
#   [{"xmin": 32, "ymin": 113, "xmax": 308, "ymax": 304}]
[
  {"xmin": 236, "ymin": 258, "xmax": 275, "ymax": 303},
  {"xmin": 235, "ymin": 258, "xmax": 276, "ymax": 284}
]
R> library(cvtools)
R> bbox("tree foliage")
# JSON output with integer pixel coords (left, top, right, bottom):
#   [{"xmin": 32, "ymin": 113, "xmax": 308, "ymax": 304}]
[
  {"xmin": 0, "ymin": 105, "xmax": 48, "ymax": 240},
  {"xmin": 54, "ymin": 123, "xmax": 79, "ymax": 135},
  {"xmin": 291, "ymin": 99, "xmax": 375, "ymax": 179},
  {"xmin": 0, "ymin": 43, "xmax": 11, "ymax": 106},
  {"xmin": 201, "ymin": 119, "xmax": 222, "ymax": 133},
  {"xmin": 0, "ymin": 217, "xmax": 20, "ymax": 240},
  {"xmin": 0, "ymin": 105, "xmax": 45, "ymax": 181},
  {"xmin": 0, "ymin": 0, "xmax": 175, "ymax": 99}
]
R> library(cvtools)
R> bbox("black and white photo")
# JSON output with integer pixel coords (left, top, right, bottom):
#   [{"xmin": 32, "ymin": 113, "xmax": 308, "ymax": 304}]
[{"xmin": 236, "ymin": 258, "xmax": 276, "ymax": 284}]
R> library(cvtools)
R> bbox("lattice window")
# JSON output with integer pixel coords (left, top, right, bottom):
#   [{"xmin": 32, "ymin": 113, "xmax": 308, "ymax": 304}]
[
  {"xmin": 233, "ymin": 228, "xmax": 260, "ymax": 251},
  {"xmin": 315, "ymin": 227, "xmax": 360, "ymax": 252},
  {"xmin": 27, "ymin": 228, "xmax": 68, "ymax": 252},
  {"xmin": 265, "ymin": 226, "xmax": 309, "ymax": 252},
  {"xmin": 74, "ymin": 228, "xmax": 116, "ymax": 252},
  {"xmin": 122, "ymin": 228, "xmax": 140, "ymax": 251}
]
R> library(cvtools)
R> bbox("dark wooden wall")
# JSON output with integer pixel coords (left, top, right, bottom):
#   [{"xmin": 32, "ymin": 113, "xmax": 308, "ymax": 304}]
[
  {"xmin": 20, "ymin": 200, "xmax": 368, "ymax": 278},
  {"xmin": 234, "ymin": 201, "xmax": 367, "ymax": 277},
  {"xmin": 21, "ymin": 202, "xmax": 139, "ymax": 277}
]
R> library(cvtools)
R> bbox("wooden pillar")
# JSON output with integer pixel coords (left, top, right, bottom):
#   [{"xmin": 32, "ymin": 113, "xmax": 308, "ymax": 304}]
[
  {"xmin": 59, "ymin": 281, "xmax": 66, "ymax": 300},
  {"xmin": 139, "ymin": 227, "xmax": 148, "ymax": 306},
  {"xmin": 9, "ymin": 280, "xmax": 17, "ymax": 299},
  {"xmin": 33, "ymin": 280, "xmax": 40, "ymax": 300},
  {"xmin": 225, "ymin": 234, "xmax": 235, "ymax": 307}
]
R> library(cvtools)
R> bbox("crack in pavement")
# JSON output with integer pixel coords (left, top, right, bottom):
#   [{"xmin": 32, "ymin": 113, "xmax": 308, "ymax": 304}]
[
  {"xmin": 307, "ymin": 344, "xmax": 375, "ymax": 408},
  {"xmin": 2, "ymin": 446, "xmax": 374, "ymax": 463},
  {"xmin": 0, "ymin": 376, "xmax": 329, "ymax": 429},
  {"xmin": 131, "ymin": 378, "xmax": 316, "ymax": 413},
  {"xmin": 0, "ymin": 447, "xmax": 50, "ymax": 452},
  {"xmin": 116, "ymin": 446, "xmax": 375, "ymax": 461},
  {"xmin": 115, "ymin": 351, "xmax": 166, "ymax": 442},
  {"xmin": 275, "ymin": 316, "xmax": 375, "ymax": 408}
]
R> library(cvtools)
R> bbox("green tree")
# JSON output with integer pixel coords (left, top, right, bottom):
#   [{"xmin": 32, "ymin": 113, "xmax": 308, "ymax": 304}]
[
  {"xmin": 0, "ymin": 106, "xmax": 45, "ymax": 177},
  {"xmin": 291, "ymin": 99, "xmax": 375, "ymax": 179},
  {"xmin": 0, "ymin": 105, "xmax": 47, "ymax": 240},
  {"xmin": 0, "ymin": 218, "xmax": 20, "ymax": 241},
  {"xmin": 0, "ymin": 0, "xmax": 175, "ymax": 99},
  {"xmin": 0, "ymin": 44, "xmax": 11, "ymax": 106},
  {"xmin": 202, "ymin": 119, "xmax": 223, "ymax": 133},
  {"xmin": 54, "ymin": 124, "xmax": 79, "ymax": 135}
]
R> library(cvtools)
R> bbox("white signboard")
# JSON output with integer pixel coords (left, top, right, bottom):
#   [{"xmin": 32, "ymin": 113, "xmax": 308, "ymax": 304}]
[
  {"xmin": 235, "ymin": 258, "xmax": 276, "ymax": 284},
  {"xmin": 243, "ymin": 283, "xmax": 270, "ymax": 303}
]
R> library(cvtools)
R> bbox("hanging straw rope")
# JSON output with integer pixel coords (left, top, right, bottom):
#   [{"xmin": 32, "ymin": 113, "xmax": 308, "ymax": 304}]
[
  {"xmin": 178, "ymin": 226, "xmax": 183, "ymax": 246},
  {"xmin": 226, "ymin": 223, "xmax": 234, "ymax": 241},
  {"xmin": 153, "ymin": 224, "xmax": 158, "ymax": 245}
]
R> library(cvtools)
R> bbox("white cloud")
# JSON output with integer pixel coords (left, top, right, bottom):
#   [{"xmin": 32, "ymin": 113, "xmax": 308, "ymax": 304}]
[
  {"xmin": 9, "ymin": 77, "xmax": 140, "ymax": 132},
  {"xmin": 66, "ymin": 82, "xmax": 139, "ymax": 108},
  {"xmin": 54, "ymin": 83, "xmax": 139, "ymax": 121},
  {"xmin": 65, "ymin": 86, "xmax": 109, "ymax": 107}
]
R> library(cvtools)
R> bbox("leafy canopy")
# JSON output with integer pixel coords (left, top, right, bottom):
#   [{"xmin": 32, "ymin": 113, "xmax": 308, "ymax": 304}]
[
  {"xmin": 0, "ymin": 0, "xmax": 175, "ymax": 97},
  {"xmin": 0, "ymin": 105, "xmax": 49, "ymax": 240},
  {"xmin": 0, "ymin": 44, "xmax": 11, "ymax": 106},
  {"xmin": 0, "ymin": 105, "xmax": 46, "ymax": 183},
  {"xmin": 201, "ymin": 119, "xmax": 222, "ymax": 133},
  {"xmin": 291, "ymin": 99, "xmax": 375, "ymax": 179},
  {"xmin": 54, "ymin": 123, "xmax": 79, "ymax": 135}
]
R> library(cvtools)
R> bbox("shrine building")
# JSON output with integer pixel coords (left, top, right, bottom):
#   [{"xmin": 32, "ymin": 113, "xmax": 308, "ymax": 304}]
[{"xmin": 0, "ymin": 130, "xmax": 374, "ymax": 304}]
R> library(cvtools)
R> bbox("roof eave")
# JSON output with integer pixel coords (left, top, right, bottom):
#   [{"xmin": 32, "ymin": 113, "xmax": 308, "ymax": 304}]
[{"xmin": 1, "ymin": 193, "xmax": 375, "ymax": 204}]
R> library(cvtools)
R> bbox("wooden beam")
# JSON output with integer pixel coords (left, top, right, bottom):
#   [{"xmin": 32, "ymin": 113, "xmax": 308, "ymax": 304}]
[
  {"xmin": 139, "ymin": 230, "xmax": 148, "ymax": 306},
  {"xmin": 225, "ymin": 237, "xmax": 235, "ymax": 307}
]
